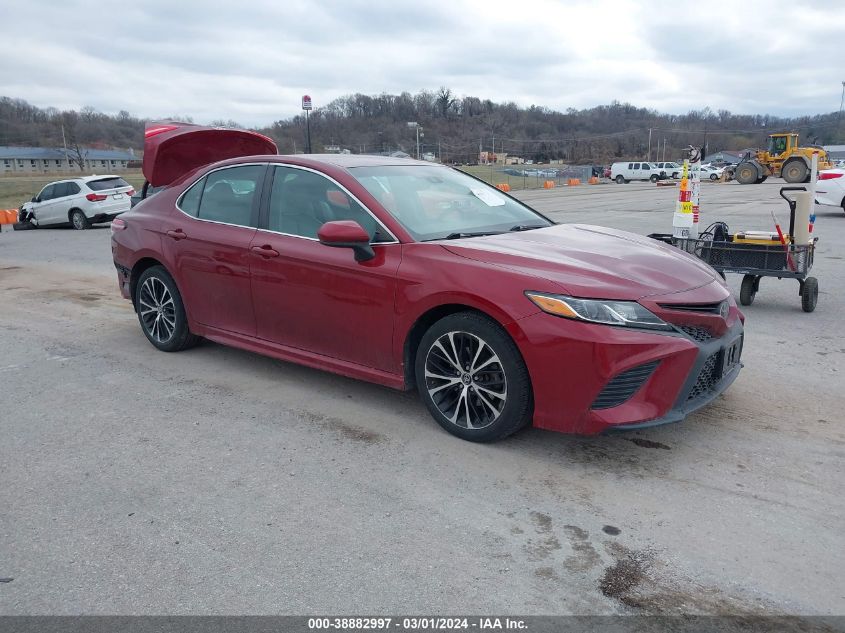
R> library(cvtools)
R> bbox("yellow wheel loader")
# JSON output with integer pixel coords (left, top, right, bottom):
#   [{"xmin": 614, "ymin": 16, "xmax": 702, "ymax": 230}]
[{"xmin": 732, "ymin": 133, "xmax": 832, "ymax": 184}]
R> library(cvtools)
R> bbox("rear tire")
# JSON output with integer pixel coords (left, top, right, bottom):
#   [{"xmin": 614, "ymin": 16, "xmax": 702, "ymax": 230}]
[
  {"xmin": 649, "ymin": 174, "xmax": 659, "ymax": 183},
  {"xmin": 415, "ymin": 311, "xmax": 532, "ymax": 443},
  {"xmin": 740, "ymin": 275, "xmax": 757, "ymax": 306},
  {"xmin": 615, "ymin": 175, "xmax": 625, "ymax": 184},
  {"xmin": 135, "ymin": 266, "xmax": 200, "ymax": 352},
  {"xmin": 710, "ymin": 173, "xmax": 719, "ymax": 181},
  {"xmin": 70, "ymin": 209, "xmax": 90, "ymax": 230},
  {"xmin": 801, "ymin": 277, "xmax": 818, "ymax": 313},
  {"xmin": 782, "ymin": 160, "xmax": 808, "ymax": 184}
]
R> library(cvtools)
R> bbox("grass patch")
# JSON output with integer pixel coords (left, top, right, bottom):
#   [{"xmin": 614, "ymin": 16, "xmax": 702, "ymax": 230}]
[{"xmin": 0, "ymin": 170, "xmax": 145, "ymax": 210}]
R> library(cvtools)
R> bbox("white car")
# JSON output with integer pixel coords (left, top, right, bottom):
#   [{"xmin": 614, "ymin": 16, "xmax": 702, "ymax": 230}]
[
  {"xmin": 19, "ymin": 175, "xmax": 134, "ymax": 229},
  {"xmin": 816, "ymin": 169, "xmax": 845, "ymax": 211},
  {"xmin": 699, "ymin": 165, "xmax": 725, "ymax": 180}
]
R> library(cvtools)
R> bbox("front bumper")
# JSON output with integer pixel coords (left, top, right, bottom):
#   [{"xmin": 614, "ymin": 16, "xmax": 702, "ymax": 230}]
[{"xmin": 509, "ymin": 310, "xmax": 744, "ymax": 435}]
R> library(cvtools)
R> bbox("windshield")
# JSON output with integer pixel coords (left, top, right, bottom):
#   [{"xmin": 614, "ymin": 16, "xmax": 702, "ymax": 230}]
[{"xmin": 349, "ymin": 165, "xmax": 552, "ymax": 241}]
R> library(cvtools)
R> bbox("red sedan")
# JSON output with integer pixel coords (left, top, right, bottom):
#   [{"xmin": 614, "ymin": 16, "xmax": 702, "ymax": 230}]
[{"xmin": 112, "ymin": 123, "xmax": 744, "ymax": 442}]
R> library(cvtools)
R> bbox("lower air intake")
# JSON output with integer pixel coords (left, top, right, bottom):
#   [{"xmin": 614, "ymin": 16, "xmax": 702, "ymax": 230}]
[
  {"xmin": 591, "ymin": 361, "xmax": 660, "ymax": 410},
  {"xmin": 687, "ymin": 352, "xmax": 722, "ymax": 401}
]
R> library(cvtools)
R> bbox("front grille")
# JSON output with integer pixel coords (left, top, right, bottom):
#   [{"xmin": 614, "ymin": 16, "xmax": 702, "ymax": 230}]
[
  {"xmin": 592, "ymin": 361, "xmax": 660, "ymax": 410},
  {"xmin": 659, "ymin": 302, "xmax": 723, "ymax": 314},
  {"xmin": 679, "ymin": 325, "xmax": 713, "ymax": 342},
  {"xmin": 687, "ymin": 352, "xmax": 722, "ymax": 401}
]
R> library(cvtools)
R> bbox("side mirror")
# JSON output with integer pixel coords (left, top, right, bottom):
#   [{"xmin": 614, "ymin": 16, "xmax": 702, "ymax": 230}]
[
  {"xmin": 318, "ymin": 220, "xmax": 375, "ymax": 262},
  {"xmin": 31, "ymin": 196, "xmax": 39, "ymax": 203}
]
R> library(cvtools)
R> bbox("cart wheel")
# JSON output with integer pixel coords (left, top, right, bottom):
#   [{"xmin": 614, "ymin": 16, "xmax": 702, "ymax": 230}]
[
  {"xmin": 740, "ymin": 275, "xmax": 757, "ymax": 306},
  {"xmin": 801, "ymin": 277, "xmax": 818, "ymax": 313}
]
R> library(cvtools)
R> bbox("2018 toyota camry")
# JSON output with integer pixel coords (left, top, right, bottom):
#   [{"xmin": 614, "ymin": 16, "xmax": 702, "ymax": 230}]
[{"xmin": 111, "ymin": 123, "xmax": 744, "ymax": 442}]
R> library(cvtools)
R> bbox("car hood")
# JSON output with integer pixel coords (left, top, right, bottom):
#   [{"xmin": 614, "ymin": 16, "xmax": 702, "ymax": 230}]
[
  {"xmin": 142, "ymin": 122, "xmax": 277, "ymax": 187},
  {"xmin": 442, "ymin": 224, "xmax": 720, "ymax": 300}
]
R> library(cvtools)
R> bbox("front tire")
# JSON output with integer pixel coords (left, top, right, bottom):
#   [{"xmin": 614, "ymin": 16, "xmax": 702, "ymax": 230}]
[
  {"xmin": 70, "ymin": 209, "xmax": 90, "ymax": 230},
  {"xmin": 415, "ymin": 312, "xmax": 532, "ymax": 442},
  {"xmin": 135, "ymin": 266, "xmax": 200, "ymax": 352},
  {"xmin": 735, "ymin": 162, "xmax": 758, "ymax": 185}
]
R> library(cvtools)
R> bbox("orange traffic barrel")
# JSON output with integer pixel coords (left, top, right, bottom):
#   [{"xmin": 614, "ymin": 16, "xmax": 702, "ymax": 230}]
[
  {"xmin": 588, "ymin": 176, "xmax": 599, "ymax": 184},
  {"xmin": 543, "ymin": 180, "xmax": 555, "ymax": 189},
  {"xmin": 568, "ymin": 178, "xmax": 581, "ymax": 186},
  {"xmin": 495, "ymin": 183, "xmax": 511, "ymax": 192}
]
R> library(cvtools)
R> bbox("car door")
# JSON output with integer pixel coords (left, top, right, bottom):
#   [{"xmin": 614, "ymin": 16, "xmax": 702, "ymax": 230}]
[
  {"xmin": 32, "ymin": 183, "xmax": 60, "ymax": 225},
  {"xmin": 249, "ymin": 165, "xmax": 401, "ymax": 372},
  {"xmin": 158, "ymin": 163, "xmax": 267, "ymax": 337}
]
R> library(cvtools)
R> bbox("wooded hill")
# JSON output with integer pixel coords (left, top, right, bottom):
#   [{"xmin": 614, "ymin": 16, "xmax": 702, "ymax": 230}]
[{"xmin": 2, "ymin": 90, "xmax": 842, "ymax": 164}]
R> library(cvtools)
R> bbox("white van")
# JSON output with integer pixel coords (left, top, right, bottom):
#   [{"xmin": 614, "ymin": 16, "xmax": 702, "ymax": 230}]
[{"xmin": 610, "ymin": 162, "xmax": 664, "ymax": 184}]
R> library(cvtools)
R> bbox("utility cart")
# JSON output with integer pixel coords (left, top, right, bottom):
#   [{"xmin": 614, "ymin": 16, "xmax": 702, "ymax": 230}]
[{"xmin": 652, "ymin": 187, "xmax": 819, "ymax": 312}]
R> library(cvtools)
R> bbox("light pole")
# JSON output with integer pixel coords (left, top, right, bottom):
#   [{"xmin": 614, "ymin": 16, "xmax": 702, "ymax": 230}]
[
  {"xmin": 840, "ymin": 81, "xmax": 845, "ymax": 121},
  {"xmin": 302, "ymin": 95, "xmax": 313, "ymax": 154},
  {"xmin": 407, "ymin": 122, "xmax": 422, "ymax": 159}
]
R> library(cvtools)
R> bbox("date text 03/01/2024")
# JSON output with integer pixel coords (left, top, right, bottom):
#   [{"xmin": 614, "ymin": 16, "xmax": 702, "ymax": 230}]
[{"xmin": 307, "ymin": 617, "xmax": 528, "ymax": 630}]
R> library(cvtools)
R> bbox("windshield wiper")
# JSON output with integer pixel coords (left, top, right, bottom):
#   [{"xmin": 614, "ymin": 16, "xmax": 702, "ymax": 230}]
[
  {"xmin": 509, "ymin": 224, "xmax": 548, "ymax": 232},
  {"xmin": 441, "ymin": 231, "xmax": 503, "ymax": 240}
]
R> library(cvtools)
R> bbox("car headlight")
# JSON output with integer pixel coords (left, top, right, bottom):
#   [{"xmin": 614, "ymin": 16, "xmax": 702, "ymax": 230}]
[{"xmin": 525, "ymin": 292, "xmax": 673, "ymax": 331}]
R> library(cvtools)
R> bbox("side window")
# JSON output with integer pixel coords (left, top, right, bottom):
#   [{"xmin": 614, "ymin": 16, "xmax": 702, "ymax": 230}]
[
  {"xmin": 642, "ymin": 164, "xmax": 650, "ymax": 171},
  {"xmin": 178, "ymin": 177, "xmax": 205, "ymax": 218},
  {"xmin": 39, "ymin": 184, "xmax": 56, "ymax": 201},
  {"xmin": 628, "ymin": 163, "xmax": 633, "ymax": 169},
  {"xmin": 195, "ymin": 165, "xmax": 264, "ymax": 226},
  {"xmin": 633, "ymin": 163, "xmax": 640, "ymax": 169},
  {"xmin": 66, "ymin": 182, "xmax": 81, "ymax": 196},
  {"xmin": 53, "ymin": 183, "xmax": 70, "ymax": 198},
  {"xmin": 267, "ymin": 166, "xmax": 389, "ymax": 241}
]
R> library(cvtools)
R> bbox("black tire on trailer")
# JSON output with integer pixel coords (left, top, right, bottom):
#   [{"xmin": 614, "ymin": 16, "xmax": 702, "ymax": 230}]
[
  {"xmin": 740, "ymin": 274, "xmax": 757, "ymax": 306},
  {"xmin": 801, "ymin": 277, "xmax": 818, "ymax": 313},
  {"xmin": 782, "ymin": 159, "xmax": 808, "ymax": 184},
  {"xmin": 735, "ymin": 162, "xmax": 758, "ymax": 184}
]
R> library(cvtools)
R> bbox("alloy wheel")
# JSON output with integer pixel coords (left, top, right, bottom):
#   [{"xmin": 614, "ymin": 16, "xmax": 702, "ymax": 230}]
[
  {"xmin": 139, "ymin": 277, "xmax": 176, "ymax": 343},
  {"xmin": 424, "ymin": 331, "xmax": 507, "ymax": 430}
]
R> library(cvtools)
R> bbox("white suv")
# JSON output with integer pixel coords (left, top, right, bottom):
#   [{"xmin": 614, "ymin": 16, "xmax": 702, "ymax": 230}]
[
  {"xmin": 19, "ymin": 175, "xmax": 134, "ymax": 229},
  {"xmin": 653, "ymin": 162, "xmax": 683, "ymax": 179}
]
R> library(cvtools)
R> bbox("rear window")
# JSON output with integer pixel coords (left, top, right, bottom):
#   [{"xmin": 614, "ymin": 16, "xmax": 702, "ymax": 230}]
[{"xmin": 87, "ymin": 177, "xmax": 130, "ymax": 191}]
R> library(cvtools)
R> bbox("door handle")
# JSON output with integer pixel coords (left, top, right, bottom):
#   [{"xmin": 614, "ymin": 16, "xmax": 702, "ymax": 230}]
[
  {"xmin": 166, "ymin": 229, "xmax": 187, "ymax": 240},
  {"xmin": 250, "ymin": 245, "xmax": 280, "ymax": 258}
]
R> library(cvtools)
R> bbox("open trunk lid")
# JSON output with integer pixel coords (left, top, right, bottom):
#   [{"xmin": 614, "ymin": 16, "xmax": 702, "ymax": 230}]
[{"xmin": 142, "ymin": 122, "xmax": 277, "ymax": 187}]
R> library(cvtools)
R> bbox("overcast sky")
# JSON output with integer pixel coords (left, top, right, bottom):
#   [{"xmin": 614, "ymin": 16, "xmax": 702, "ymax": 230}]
[{"xmin": 3, "ymin": 0, "xmax": 844, "ymax": 126}]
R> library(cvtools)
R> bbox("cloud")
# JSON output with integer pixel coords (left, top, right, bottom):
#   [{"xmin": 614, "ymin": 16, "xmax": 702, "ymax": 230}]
[{"xmin": 1, "ymin": 0, "xmax": 843, "ymax": 125}]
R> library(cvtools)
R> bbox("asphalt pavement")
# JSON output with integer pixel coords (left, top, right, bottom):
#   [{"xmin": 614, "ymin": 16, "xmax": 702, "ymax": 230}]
[{"xmin": 0, "ymin": 179, "xmax": 843, "ymax": 615}]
